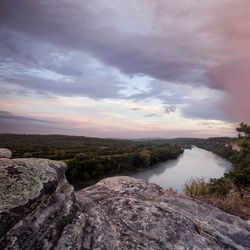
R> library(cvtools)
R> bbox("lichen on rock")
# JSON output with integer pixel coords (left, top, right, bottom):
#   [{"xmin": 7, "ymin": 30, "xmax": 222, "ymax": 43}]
[{"xmin": 0, "ymin": 158, "xmax": 64, "ymax": 209}]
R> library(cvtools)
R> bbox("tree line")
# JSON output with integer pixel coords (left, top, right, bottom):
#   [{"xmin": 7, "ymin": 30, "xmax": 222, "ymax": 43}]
[
  {"xmin": 66, "ymin": 145, "xmax": 183, "ymax": 186},
  {"xmin": 0, "ymin": 134, "xmax": 183, "ymax": 187}
]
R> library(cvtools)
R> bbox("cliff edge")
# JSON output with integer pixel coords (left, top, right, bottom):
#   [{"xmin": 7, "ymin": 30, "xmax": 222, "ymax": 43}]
[{"xmin": 0, "ymin": 149, "xmax": 249, "ymax": 250}]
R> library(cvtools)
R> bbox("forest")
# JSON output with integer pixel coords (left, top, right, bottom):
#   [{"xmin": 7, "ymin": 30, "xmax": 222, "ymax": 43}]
[
  {"xmin": 66, "ymin": 144, "xmax": 183, "ymax": 187},
  {"xmin": 0, "ymin": 134, "xmax": 183, "ymax": 186}
]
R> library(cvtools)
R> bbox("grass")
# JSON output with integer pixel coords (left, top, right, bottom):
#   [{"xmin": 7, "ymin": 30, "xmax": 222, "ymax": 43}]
[{"xmin": 184, "ymin": 178, "xmax": 250, "ymax": 220}]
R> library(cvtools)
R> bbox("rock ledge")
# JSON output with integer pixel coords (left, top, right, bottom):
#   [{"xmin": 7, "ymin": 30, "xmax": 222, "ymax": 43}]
[{"xmin": 0, "ymin": 149, "xmax": 249, "ymax": 250}]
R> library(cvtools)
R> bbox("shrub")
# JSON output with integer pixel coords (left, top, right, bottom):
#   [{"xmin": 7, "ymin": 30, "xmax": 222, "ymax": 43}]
[
  {"xmin": 184, "ymin": 178, "xmax": 209, "ymax": 198},
  {"xmin": 184, "ymin": 178, "xmax": 250, "ymax": 220}
]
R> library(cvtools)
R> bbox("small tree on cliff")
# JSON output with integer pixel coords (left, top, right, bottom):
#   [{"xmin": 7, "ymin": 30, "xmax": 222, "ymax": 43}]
[{"xmin": 236, "ymin": 122, "xmax": 250, "ymax": 139}]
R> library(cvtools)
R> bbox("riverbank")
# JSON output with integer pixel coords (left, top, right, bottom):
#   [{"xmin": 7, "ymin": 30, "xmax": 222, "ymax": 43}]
[
  {"xmin": 130, "ymin": 147, "xmax": 231, "ymax": 192},
  {"xmin": 183, "ymin": 127, "xmax": 250, "ymax": 220},
  {"xmin": 68, "ymin": 145, "xmax": 184, "ymax": 190},
  {"xmin": 73, "ymin": 157, "xmax": 181, "ymax": 191}
]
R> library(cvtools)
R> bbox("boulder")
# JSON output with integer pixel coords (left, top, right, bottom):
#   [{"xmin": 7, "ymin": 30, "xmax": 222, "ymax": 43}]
[
  {"xmin": 77, "ymin": 176, "xmax": 250, "ymax": 250},
  {"xmin": 0, "ymin": 149, "xmax": 249, "ymax": 250}
]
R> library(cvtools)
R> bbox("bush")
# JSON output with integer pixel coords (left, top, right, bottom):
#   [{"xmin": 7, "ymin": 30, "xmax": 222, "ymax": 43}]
[
  {"xmin": 184, "ymin": 178, "xmax": 209, "ymax": 198},
  {"xmin": 184, "ymin": 178, "xmax": 250, "ymax": 219}
]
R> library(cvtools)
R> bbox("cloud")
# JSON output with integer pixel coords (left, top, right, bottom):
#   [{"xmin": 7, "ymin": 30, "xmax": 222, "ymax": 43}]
[
  {"xmin": 0, "ymin": 111, "xmax": 61, "ymax": 134},
  {"xmin": 0, "ymin": 0, "xmax": 249, "ymax": 130},
  {"xmin": 0, "ymin": 111, "xmax": 53, "ymax": 123},
  {"xmin": 1, "ymin": 70, "xmax": 124, "ymax": 99},
  {"xmin": 165, "ymin": 106, "xmax": 177, "ymax": 114},
  {"xmin": 0, "ymin": 0, "xmax": 220, "ymax": 85},
  {"xmin": 207, "ymin": 59, "xmax": 250, "ymax": 122},
  {"xmin": 205, "ymin": 0, "xmax": 250, "ymax": 122},
  {"xmin": 182, "ymin": 100, "xmax": 226, "ymax": 121},
  {"xmin": 144, "ymin": 113, "xmax": 157, "ymax": 118},
  {"xmin": 0, "ymin": 110, "xmax": 113, "ymax": 136},
  {"xmin": 0, "ymin": 29, "xmax": 127, "ymax": 99}
]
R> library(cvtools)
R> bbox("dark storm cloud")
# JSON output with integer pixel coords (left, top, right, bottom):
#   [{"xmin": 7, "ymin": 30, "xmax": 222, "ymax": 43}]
[
  {"xmin": 0, "ymin": 0, "xmax": 212, "ymax": 85},
  {"xmin": 0, "ymin": 35, "xmax": 119, "ymax": 103},
  {"xmin": 0, "ymin": 29, "xmax": 126, "ymax": 99}
]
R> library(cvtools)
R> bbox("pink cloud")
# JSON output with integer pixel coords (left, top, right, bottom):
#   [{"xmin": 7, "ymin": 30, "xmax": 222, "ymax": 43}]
[
  {"xmin": 208, "ymin": 59, "xmax": 250, "ymax": 122},
  {"xmin": 207, "ymin": 0, "xmax": 250, "ymax": 122}
]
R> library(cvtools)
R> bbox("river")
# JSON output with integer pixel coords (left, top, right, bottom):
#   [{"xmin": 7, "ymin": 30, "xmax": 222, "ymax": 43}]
[{"xmin": 130, "ymin": 146, "xmax": 232, "ymax": 192}]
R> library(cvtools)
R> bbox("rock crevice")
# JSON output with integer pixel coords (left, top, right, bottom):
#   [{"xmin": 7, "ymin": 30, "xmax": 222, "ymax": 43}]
[{"xmin": 0, "ymin": 149, "xmax": 249, "ymax": 250}]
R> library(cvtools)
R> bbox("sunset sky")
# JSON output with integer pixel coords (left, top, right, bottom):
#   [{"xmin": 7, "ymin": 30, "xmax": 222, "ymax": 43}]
[{"xmin": 0, "ymin": 0, "xmax": 249, "ymax": 138}]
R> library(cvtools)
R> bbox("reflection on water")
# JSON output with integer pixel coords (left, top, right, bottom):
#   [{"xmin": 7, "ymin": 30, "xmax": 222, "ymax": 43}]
[{"xmin": 130, "ymin": 146, "xmax": 232, "ymax": 192}]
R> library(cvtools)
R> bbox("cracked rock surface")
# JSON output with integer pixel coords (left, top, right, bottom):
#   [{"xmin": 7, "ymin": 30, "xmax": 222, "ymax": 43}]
[{"xmin": 0, "ymin": 149, "xmax": 249, "ymax": 249}]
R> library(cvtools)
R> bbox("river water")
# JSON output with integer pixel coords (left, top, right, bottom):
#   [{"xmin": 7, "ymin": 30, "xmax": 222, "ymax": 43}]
[{"xmin": 130, "ymin": 146, "xmax": 232, "ymax": 192}]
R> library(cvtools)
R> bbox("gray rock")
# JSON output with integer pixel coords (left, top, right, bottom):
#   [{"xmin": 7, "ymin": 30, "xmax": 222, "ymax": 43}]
[
  {"xmin": 0, "ymin": 153, "xmax": 249, "ymax": 250},
  {"xmin": 77, "ymin": 177, "xmax": 250, "ymax": 250},
  {"xmin": 0, "ymin": 148, "xmax": 12, "ymax": 159}
]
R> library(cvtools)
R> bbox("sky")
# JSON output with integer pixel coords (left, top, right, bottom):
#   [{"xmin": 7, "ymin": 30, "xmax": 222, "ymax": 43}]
[{"xmin": 0, "ymin": 0, "xmax": 249, "ymax": 138}]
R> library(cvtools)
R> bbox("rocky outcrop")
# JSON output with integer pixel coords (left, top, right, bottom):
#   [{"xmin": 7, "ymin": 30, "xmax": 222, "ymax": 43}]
[{"xmin": 0, "ymin": 149, "xmax": 249, "ymax": 250}]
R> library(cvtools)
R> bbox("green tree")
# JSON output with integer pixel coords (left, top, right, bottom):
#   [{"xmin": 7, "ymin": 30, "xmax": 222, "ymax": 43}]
[
  {"xmin": 137, "ymin": 149, "xmax": 150, "ymax": 167},
  {"xmin": 236, "ymin": 122, "xmax": 250, "ymax": 139}
]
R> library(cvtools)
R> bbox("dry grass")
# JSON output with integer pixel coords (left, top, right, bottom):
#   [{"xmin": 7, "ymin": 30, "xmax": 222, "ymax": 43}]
[
  {"xmin": 210, "ymin": 189, "xmax": 250, "ymax": 220},
  {"xmin": 184, "ymin": 179, "xmax": 250, "ymax": 220}
]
